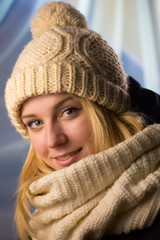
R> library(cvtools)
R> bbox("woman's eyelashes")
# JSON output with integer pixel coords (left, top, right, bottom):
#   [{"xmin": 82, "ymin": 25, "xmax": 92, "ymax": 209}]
[
  {"xmin": 61, "ymin": 107, "xmax": 82, "ymax": 118},
  {"xmin": 27, "ymin": 119, "xmax": 43, "ymax": 129},
  {"xmin": 24, "ymin": 107, "xmax": 82, "ymax": 129}
]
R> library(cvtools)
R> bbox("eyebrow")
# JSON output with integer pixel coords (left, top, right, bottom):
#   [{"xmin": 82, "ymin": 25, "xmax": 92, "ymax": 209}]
[
  {"xmin": 21, "ymin": 96, "xmax": 75, "ymax": 119},
  {"xmin": 22, "ymin": 114, "xmax": 39, "ymax": 119}
]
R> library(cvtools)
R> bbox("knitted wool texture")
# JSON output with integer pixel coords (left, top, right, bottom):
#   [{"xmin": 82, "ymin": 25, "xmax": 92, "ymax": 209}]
[
  {"xmin": 29, "ymin": 124, "xmax": 160, "ymax": 240},
  {"xmin": 5, "ymin": 1, "xmax": 130, "ymax": 139}
]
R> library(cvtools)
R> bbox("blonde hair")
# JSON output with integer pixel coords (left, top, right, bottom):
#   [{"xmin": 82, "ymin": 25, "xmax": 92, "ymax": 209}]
[{"xmin": 15, "ymin": 95, "xmax": 144, "ymax": 239}]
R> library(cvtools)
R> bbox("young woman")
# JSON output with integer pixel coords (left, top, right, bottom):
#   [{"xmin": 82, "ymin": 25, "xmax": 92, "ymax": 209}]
[{"xmin": 4, "ymin": 1, "xmax": 160, "ymax": 240}]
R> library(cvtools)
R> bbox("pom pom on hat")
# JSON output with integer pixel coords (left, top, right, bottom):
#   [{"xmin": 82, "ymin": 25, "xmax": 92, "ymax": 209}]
[{"xmin": 31, "ymin": 1, "xmax": 88, "ymax": 38}]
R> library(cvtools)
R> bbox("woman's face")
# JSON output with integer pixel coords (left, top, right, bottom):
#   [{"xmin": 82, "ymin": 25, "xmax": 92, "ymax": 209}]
[{"xmin": 21, "ymin": 93, "xmax": 95, "ymax": 170}]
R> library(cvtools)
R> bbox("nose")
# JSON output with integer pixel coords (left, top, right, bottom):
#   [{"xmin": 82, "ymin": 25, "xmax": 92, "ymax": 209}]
[{"xmin": 46, "ymin": 122, "xmax": 67, "ymax": 148}]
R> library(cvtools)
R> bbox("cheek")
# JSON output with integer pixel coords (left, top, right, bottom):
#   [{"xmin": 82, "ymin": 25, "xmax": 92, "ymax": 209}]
[
  {"xmin": 29, "ymin": 133, "xmax": 47, "ymax": 156},
  {"xmin": 66, "ymin": 114, "xmax": 93, "ymax": 143},
  {"xmin": 79, "ymin": 119, "xmax": 93, "ymax": 140}
]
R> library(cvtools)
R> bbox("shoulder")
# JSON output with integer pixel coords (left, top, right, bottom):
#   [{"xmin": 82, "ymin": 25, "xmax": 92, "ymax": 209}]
[
  {"xmin": 101, "ymin": 211, "xmax": 160, "ymax": 240},
  {"xmin": 128, "ymin": 76, "xmax": 160, "ymax": 124}
]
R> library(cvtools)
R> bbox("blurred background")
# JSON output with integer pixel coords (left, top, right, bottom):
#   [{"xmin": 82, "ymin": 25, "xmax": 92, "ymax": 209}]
[{"xmin": 0, "ymin": 0, "xmax": 160, "ymax": 239}]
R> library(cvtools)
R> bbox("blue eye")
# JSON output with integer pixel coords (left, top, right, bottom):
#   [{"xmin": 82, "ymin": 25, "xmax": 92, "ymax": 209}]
[
  {"xmin": 62, "ymin": 107, "xmax": 80, "ymax": 117},
  {"xmin": 27, "ymin": 120, "xmax": 43, "ymax": 129},
  {"xmin": 65, "ymin": 108, "xmax": 75, "ymax": 115}
]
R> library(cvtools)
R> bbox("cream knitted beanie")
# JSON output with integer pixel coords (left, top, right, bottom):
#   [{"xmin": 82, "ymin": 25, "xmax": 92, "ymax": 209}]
[{"xmin": 5, "ymin": 1, "xmax": 130, "ymax": 138}]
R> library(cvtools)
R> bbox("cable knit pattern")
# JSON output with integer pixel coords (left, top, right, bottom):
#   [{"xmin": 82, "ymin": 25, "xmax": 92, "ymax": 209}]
[
  {"xmin": 29, "ymin": 124, "xmax": 160, "ymax": 240},
  {"xmin": 5, "ymin": 1, "xmax": 130, "ymax": 139}
]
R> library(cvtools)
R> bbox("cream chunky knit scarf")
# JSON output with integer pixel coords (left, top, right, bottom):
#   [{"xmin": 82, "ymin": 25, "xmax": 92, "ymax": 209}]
[{"xmin": 29, "ymin": 124, "xmax": 160, "ymax": 240}]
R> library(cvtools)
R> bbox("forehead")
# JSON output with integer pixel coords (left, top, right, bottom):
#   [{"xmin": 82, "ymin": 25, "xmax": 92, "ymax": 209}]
[
  {"xmin": 22, "ymin": 93, "xmax": 70, "ymax": 107},
  {"xmin": 21, "ymin": 93, "xmax": 80, "ymax": 115}
]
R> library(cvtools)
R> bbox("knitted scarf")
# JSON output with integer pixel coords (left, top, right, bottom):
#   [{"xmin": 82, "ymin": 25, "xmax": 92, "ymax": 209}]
[{"xmin": 29, "ymin": 124, "xmax": 160, "ymax": 240}]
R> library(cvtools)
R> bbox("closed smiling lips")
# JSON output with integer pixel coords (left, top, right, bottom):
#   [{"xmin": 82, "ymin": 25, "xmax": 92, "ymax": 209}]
[
  {"xmin": 50, "ymin": 148, "xmax": 82, "ymax": 161},
  {"xmin": 49, "ymin": 148, "xmax": 82, "ymax": 168}
]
